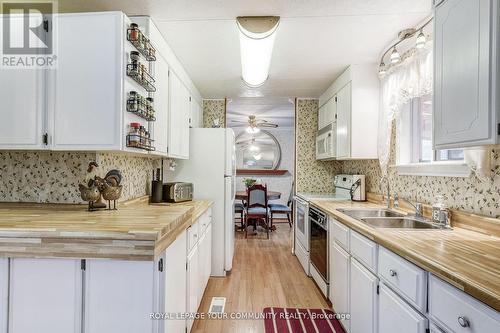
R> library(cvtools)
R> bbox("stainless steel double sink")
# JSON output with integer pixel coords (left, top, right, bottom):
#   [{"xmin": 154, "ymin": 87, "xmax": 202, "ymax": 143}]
[{"xmin": 337, "ymin": 209, "xmax": 448, "ymax": 230}]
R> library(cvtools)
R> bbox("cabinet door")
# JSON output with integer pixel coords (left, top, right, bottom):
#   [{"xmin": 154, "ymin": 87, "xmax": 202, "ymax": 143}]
[
  {"xmin": 190, "ymin": 98, "xmax": 202, "ymax": 128},
  {"xmin": 50, "ymin": 12, "xmax": 122, "ymax": 150},
  {"xmin": 151, "ymin": 53, "xmax": 169, "ymax": 156},
  {"xmin": 318, "ymin": 104, "xmax": 326, "ymax": 130},
  {"xmin": 205, "ymin": 223, "xmax": 212, "ymax": 283},
  {"xmin": 330, "ymin": 242, "xmax": 350, "ymax": 332},
  {"xmin": 198, "ymin": 231, "xmax": 207, "ymax": 303},
  {"xmin": 168, "ymin": 71, "xmax": 190, "ymax": 159},
  {"xmin": 336, "ymin": 83, "xmax": 351, "ymax": 158},
  {"xmin": 0, "ymin": 258, "xmax": 8, "ymax": 333},
  {"xmin": 187, "ymin": 245, "xmax": 199, "ymax": 333},
  {"xmin": 9, "ymin": 258, "xmax": 82, "ymax": 333},
  {"xmin": 84, "ymin": 260, "xmax": 154, "ymax": 333},
  {"xmin": 434, "ymin": 0, "xmax": 493, "ymax": 148},
  {"xmin": 379, "ymin": 283, "xmax": 427, "ymax": 333},
  {"xmin": 161, "ymin": 230, "xmax": 187, "ymax": 333},
  {"xmin": 325, "ymin": 98, "xmax": 337, "ymax": 125},
  {"xmin": 350, "ymin": 258, "xmax": 378, "ymax": 333}
]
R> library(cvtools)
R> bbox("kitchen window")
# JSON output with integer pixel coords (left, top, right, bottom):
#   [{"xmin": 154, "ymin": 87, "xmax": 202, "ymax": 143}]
[{"xmin": 395, "ymin": 94, "xmax": 470, "ymax": 177}]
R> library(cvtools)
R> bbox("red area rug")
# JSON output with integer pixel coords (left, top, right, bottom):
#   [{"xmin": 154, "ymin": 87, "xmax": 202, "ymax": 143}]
[{"xmin": 263, "ymin": 307, "xmax": 346, "ymax": 333}]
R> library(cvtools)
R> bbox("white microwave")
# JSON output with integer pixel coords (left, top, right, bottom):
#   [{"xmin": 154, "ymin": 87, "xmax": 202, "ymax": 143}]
[{"xmin": 316, "ymin": 123, "xmax": 336, "ymax": 160}]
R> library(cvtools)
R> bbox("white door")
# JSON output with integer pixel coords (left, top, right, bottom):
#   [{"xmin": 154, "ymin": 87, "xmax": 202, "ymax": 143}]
[
  {"xmin": 0, "ymin": 258, "xmax": 8, "ymax": 333},
  {"xmin": 168, "ymin": 71, "xmax": 190, "ymax": 159},
  {"xmin": 198, "ymin": 230, "xmax": 208, "ymax": 303},
  {"xmin": 349, "ymin": 258, "xmax": 378, "ymax": 333},
  {"xmin": 187, "ymin": 244, "xmax": 199, "ymax": 333},
  {"xmin": 8, "ymin": 258, "xmax": 82, "ymax": 333},
  {"xmin": 379, "ymin": 283, "xmax": 427, "ymax": 333},
  {"xmin": 433, "ymin": 0, "xmax": 493, "ymax": 148},
  {"xmin": 162, "ymin": 230, "xmax": 187, "ymax": 333},
  {"xmin": 84, "ymin": 259, "xmax": 154, "ymax": 333},
  {"xmin": 336, "ymin": 82, "xmax": 351, "ymax": 159},
  {"xmin": 330, "ymin": 242, "xmax": 350, "ymax": 332},
  {"xmin": 50, "ymin": 12, "xmax": 122, "ymax": 150},
  {"xmin": 150, "ymin": 52, "xmax": 169, "ymax": 156}
]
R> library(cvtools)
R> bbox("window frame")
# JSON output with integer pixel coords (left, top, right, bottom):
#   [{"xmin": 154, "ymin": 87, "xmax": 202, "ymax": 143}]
[{"xmin": 394, "ymin": 96, "xmax": 470, "ymax": 177}]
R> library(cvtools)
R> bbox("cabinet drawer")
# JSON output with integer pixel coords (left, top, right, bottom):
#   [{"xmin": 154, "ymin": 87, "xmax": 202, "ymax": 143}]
[
  {"xmin": 330, "ymin": 218, "xmax": 350, "ymax": 251},
  {"xmin": 378, "ymin": 247, "xmax": 427, "ymax": 312},
  {"xmin": 187, "ymin": 220, "xmax": 200, "ymax": 252},
  {"xmin": 429, "ymin": 274, "xmax": 500, "ymax": 333},
  {"xmin": 199, "ymin": 208, "xmax": 212, "ymax": 234},
  {"xmin": 350, "ymin": 230, "xmax": 378, "ymax": 273}
]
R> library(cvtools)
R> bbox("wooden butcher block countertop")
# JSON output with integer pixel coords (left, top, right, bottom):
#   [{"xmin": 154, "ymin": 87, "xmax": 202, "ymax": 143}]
[
  {"xmin": 311, "ymin": 200, "xmax": 500, "ymax": 312},
  {"xmin": 0, "ymin": 198, "xmax": 213, "ymax": 261}
]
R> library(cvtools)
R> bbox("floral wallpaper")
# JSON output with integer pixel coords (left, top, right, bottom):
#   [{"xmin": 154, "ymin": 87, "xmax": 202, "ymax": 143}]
[
  {"xmin": 342, "ymin": 121, "xmax": 500, "ymax": 218},
  {"xmin": 295, "ymin": 99, "xmax": 342, "ymax": 193},
  {"xmin": 0, "ymin": 151, "xmax": 161, "ymax": 204},
  {"xmin": 203, "ymin": 99, "xmax": 226, "ymax": 128}
]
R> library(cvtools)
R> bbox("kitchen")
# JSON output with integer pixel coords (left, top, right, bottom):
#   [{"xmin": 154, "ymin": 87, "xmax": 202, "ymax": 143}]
[{"xmin": 0, "ymin": 1, "xmax": 499, "ymax": 333}]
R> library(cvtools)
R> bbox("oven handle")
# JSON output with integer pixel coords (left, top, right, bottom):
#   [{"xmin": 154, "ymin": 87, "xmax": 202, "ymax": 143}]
[{"xmin": 311, "ymin": 218, "xmax": 327, "ymax": 231}]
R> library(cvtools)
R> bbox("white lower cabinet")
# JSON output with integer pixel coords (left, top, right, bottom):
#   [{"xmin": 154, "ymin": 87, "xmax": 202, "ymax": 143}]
[
  {"xmin": 330, "ymin": 241, "xmax": 350, "ymax": 332},
  {"xmin": 8, "ymin": 258, "xmax": 82, "ymax": 333},
  {"xmin": 187, "ymin": 243, "xmax": 199, "ymax": 332},
  {"xmin": 349, "ymin": 258, "xmax": 378, "ymax": 333},
  {"xmin": 0, "ymin": 258, "xmax": 8, "ymax": 333},
  {"xmin": 378, "ymin": 283, "xmax": 427, "ymax": 333},
  {"xmin": 84, "ymin": 259, "xmax": 154, "ymax": 333},
  {"xmin": 161, "ymin": 229, "xmax": 188, "ymax": 333}
]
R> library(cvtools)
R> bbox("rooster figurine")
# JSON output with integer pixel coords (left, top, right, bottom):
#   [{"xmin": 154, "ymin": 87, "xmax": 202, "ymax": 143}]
[{"xmin": 78, "ymin": 181, "xmax": 101, "ymax": 211}]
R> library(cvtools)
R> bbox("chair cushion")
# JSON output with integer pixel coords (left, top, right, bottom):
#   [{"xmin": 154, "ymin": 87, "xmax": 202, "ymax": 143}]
[
  {"xmin": 246, "ymin": 207, "xmax": 269, "ymax": 215},
  {"xmin": 234, "ymin": 203, "xmax": 245, "ymax": 211},
  {"xmin": 269, "ymin": 203, "xmax": 292, "ymax": 212}
]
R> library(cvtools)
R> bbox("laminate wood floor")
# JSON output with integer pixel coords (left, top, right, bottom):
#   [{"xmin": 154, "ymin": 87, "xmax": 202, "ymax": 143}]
[{"xmin": 192, "ymin": 224, "xmax": 329, "ymax": 333}]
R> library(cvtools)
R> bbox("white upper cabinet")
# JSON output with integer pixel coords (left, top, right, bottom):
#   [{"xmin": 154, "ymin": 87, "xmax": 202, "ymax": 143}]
[
  {"xmin": 50, "ymin": 12, "xmax": 123, "ymax": 150},
  {"xmin": 0, "ymin": 15, "xmax": 45, "ymax": 150},
  {"xmin": 150, "ymin": 53, "xmax": 170, "ymax": 156},
  {"xmin": 433, "ymin": 0, "xmax": 500, "ymax": 149},
  {"xmin": 318, "ymin": 64, "xmax": 379, "ymax": 160},
  {"xmin": 168, "ymin": 71, "xmax": 190, "ymax": 159},
  {"xmin": 190, "ymin": 98, "xmax": 203, "ymax": 128}
]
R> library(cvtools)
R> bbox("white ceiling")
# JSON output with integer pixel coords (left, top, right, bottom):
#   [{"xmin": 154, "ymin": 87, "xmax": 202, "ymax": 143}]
[{"xmin": 59, "ymin": 0, "xmax": 432, "ymax": 128}]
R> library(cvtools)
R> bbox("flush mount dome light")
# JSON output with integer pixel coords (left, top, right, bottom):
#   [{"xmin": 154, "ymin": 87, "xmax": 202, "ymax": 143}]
[{"xmin": 237, "ymin": 16, "xmax": 280, "ymax": 88}]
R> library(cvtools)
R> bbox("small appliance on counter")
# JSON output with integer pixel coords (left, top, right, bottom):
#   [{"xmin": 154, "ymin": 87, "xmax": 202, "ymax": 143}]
[{"xmin": 162, "ymin": 182, "xmax": 193, "ymax": 203}]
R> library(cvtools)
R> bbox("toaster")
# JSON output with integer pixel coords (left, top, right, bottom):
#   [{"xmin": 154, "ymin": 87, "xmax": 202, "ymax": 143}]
[{"xmin": 163, "ymin": 182, "xmax": 193, "ymax": 203}]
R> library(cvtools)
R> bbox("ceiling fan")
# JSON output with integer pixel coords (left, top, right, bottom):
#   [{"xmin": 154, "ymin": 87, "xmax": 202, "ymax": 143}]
[{"xmin": 230, "ymin": 115, "xmax": 278, "ymax": 133}]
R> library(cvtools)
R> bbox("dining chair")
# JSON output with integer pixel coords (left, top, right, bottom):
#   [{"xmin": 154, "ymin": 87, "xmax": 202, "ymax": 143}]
[
  {"xmin": 244, "ymin": 184, "xmax": 270, "ymax": 239},
  {"xmin": 269, "ymin": 181, "xmax": 294, "ymax": 229},
  {"xmin": 234, "ymin": 202, "xmax": 245, "ymax": 230}
]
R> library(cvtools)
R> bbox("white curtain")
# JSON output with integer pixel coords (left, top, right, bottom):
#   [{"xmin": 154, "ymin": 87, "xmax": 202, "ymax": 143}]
[
  {"xmin": 377, "ymin": 44, "xmax": 433, "ymax": 175},
  {"xmin": 377, "ymin": 44, "xmax": 492, "ymax": 181}
]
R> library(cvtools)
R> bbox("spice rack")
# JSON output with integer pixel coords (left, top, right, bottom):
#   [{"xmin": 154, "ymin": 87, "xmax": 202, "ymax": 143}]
[
  {"xmin": 127, "ymin": 24, "xmax": 157, "ymax": 61},
  {"xmin": 126, "ymin": 63, "xmax": 156, "ymax": 92},
  {"xmin": 126, "ymin": 91, "xmax": 156, "ymax": 121},
  {"xmin": 126, "ymin": 134, "xmax": 155, "ymax": 151}
]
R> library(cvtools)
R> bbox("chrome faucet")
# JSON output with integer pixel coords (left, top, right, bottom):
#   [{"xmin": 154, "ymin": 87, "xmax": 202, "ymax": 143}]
[
  {"xmin": 396, "ymin": 195, "xmax": 424, "ymax": 218},
  {"xmin": 379, "ymin": 176, "xmax": 390, "ymax": 209}
]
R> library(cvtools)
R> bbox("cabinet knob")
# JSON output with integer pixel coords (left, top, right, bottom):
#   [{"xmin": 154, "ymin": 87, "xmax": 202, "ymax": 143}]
[
  {"xmin": 457, "ymin": 316, "xmax": 470, "ymax": 328},
  {"xmin": 389, "ymin": 269, "xmax": 397, "ymax": 277}
]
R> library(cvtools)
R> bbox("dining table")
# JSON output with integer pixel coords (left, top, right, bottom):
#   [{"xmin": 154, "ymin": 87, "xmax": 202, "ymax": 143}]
[{"xmin": 235, "ymin": 190, "xmax": 281, "ymax": 201}]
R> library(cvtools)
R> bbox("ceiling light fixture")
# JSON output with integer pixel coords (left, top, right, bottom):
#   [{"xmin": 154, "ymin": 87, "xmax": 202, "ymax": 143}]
[
  {"xmin": 378, "ymin": 61, "xmax": 387, "ymax": 75},
  {"xmin": 237, "ymin": 16, "xmax": 280, "ymax": 88},
  {"xmin": 415, "ymin": 30, "xmax": 426, "ymax": 49},
  {"xmin": 246, "ymin": 126, "xmax": 260, "ymax": 134},
  {"xmin": 390, "ymin": 47, "xmax": 401, "ymax": 64}
]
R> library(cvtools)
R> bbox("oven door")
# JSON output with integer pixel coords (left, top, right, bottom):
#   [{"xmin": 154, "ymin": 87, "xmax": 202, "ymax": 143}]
[
  {"xmin": 310, "ymin": 218, "xmax": 328, "ymax": 282},
  {"xmin": 294, "ymin": 197, "xmax": 309, "ymax": 251}
]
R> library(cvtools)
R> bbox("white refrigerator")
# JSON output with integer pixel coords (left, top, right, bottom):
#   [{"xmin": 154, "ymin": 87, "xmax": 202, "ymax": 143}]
[{"xmin": 165, "ymin": 128, "xmax": 236, "ymax": 276}]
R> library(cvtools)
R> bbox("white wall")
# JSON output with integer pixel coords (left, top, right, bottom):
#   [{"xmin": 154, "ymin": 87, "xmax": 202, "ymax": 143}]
[{"xmin": 235, "ymin": 128, "xmax": 295, "ymax": 205}]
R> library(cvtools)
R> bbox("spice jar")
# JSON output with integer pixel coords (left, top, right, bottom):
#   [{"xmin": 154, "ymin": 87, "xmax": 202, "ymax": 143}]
[
  {"xmin": 128, "ymin": 23, "xmax": 139, "ymax": 41},
  {"xmin": 130, "ymin": 51, "xmax": 140, "ymax": 73},
  {"xmin": 127, "ymin": 91, "xmax": 138, "ymax": 112},
  {"xmin": 146, "ymin": 97, "xmax": 154, "ymax": 119},
  {"xmin": 128, "ymin": 122, "xmax": 141, "ymax": 147},
  {"xmin": 139, "ymin": 126, "xmax": 146, "ymax": 145}
]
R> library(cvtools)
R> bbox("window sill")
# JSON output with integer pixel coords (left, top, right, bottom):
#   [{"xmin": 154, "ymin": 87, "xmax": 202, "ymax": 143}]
[{"xmin": 391, "ymin": 161, "xmax": 471, "ymax": 177}]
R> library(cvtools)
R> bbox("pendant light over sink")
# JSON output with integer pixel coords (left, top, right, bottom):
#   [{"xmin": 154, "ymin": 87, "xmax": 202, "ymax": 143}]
[{"xmin": 236, "ymin": 16, "xmax": 280, "ymax": 88}]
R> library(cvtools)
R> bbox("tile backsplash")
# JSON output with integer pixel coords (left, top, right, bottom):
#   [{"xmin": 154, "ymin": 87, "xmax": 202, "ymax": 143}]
[
  {"xmin": 0, "ymin": 151, "xmax": 160, "ymax": 204},
  {"xmin": 203, "ymin": 99, "xmax": 226, "ymax": 128},
  {"xmin": 295, "ymin": 99, "xmax": 342, "ymax": 193}
]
